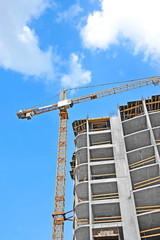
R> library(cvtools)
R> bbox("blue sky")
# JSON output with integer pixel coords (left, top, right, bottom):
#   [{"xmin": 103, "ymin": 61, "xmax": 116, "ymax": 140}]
[{"xmin": 1, "ymin": 1, "xmax": 160, "ymax": 240}]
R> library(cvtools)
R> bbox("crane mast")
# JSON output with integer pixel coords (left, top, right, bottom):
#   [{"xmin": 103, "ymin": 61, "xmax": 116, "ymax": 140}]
[
  {"xmin": 52, "ymin": 109, "xmax": 68, "ymax": 240},
  {"xmin": 16, "ymin": 76, "xmax": 160, "ymax": 240}
]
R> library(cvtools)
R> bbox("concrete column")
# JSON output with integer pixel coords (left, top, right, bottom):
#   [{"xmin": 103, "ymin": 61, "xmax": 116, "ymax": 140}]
[
  {"xmin": 73, "ymin": 143, "xmax": 77, "ymax": 240},
  {"xmin": 73, "ymin": 182, "xmax": 75, "ymax": 240},
  {"xmin": 73, "ymin": 226, "xmax": 76, "ymax": 240},
  {"xmin": 86, "ymin": 120, "xmax": 93, "ymax": 240},
  {"xmin": 142, "ymin": 100, "xmax": 160, "ymax": 168},
  {"xmin": 110, "ymin": 115, "xmax": 141, "ymax": 240}
]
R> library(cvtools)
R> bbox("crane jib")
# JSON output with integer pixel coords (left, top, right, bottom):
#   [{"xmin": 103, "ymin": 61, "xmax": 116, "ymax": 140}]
[{"xmin": 17, "ymin": 76, "xmax": 160, "ymax": 119}]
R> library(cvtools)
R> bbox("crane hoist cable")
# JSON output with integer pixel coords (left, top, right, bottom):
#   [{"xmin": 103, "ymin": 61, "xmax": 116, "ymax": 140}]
[
  {"xmin": 33, "ymin": 75, "xmax": 154, "ymax": 109},
  {"xmin": 66, "ymin": 75, "xmax": 156, "ymax": 91}
]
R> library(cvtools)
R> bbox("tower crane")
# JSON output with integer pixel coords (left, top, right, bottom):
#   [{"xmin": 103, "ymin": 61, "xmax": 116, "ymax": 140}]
[{"xmin": 17, "ymin": 76, "xmax": 159, "ymax": 240}]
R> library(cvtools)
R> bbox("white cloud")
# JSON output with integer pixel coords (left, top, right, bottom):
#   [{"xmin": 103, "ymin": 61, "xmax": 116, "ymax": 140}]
[
  {"xmin": 0, "ymin": 0, "xmax": 54, "ymax": 78},
  {"xmin": 61, "ymin": 53, "xmax": 91, "ymax": 88},
  {"xmin": 56, "ymin": 3, "xmax": 83, "ymax": 23},
  {"xmin": 81, "ymin": 0, "xmax": 160, "ymax": 62}
]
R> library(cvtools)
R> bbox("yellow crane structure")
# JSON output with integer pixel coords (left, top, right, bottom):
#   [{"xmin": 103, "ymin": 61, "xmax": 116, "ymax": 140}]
[{"xmin": 17, "ymin": 76, "xmax": 159, "ymax": 240}]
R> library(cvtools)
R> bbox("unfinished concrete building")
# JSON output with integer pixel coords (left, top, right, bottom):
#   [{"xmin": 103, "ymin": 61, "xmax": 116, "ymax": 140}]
[{"xmin": 70, "ymin": 95, "xmax": 160, "ymax": 240}]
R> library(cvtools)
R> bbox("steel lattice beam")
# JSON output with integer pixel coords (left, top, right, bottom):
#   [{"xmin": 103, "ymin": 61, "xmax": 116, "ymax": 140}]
[{"xmin": 52, "ymin": 110, "xmax": 68, "ymax": 240}]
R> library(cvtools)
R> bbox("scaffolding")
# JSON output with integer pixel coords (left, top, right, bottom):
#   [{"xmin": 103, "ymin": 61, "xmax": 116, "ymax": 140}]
[
  {"xmin": 145, "ymin": 95, "xmax": 160, "ymax": 112},
  {"xmin": 120, "ymin": 95, "xmax": 160, "ymax": 120},
  {"xmin": 119, "ymin": 100, "xmax": 143, "ymax": 120}
]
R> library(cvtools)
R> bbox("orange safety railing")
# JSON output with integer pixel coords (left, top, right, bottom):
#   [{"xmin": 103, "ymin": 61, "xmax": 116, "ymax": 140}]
[
  {"xmin": 134, "ymin": 176, "xmax": 160, "ymax": 190},
  {"xmin": 76, "ymin": 218, "xmax": 89, "ymax": 226},
  {"xmin": 90, "ymin": 157, "xmax": 114, "ymax": 162},
  {"xmin": 141, "ymin": 227, "xmax": 160, "ymax": 239},
  {"xmin": 91, "ymin": 173, "xmax": 116, "ymax": 180},
  {"xmin": 92, "ymin": 192, "xmax": 119, "ymax": 201},
  {"xmin": 93, "ymin": 216, "xmax": 121, "ymax": 224},
  {"xmin": 136, "ymin": 205, "xmax": 160, "ymax": 214},
  {"xmin": 91, "ymin": 140, "xmax": 111, "ymax": 146},
  {"xmin": 129, "ymin": 155, "xmax": 155, "ymax": 169}
]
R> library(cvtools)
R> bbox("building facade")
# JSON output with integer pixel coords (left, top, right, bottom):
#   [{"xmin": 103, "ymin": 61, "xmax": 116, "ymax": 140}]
[{"xmin": 70, "ymin": 95, "xmax": 160, "ymax": 240}]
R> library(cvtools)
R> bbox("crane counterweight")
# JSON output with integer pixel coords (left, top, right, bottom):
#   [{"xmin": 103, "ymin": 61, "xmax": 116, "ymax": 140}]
[{"xmin": 26, "ymin": 112, "xmax": 34, "ymax": 120}]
